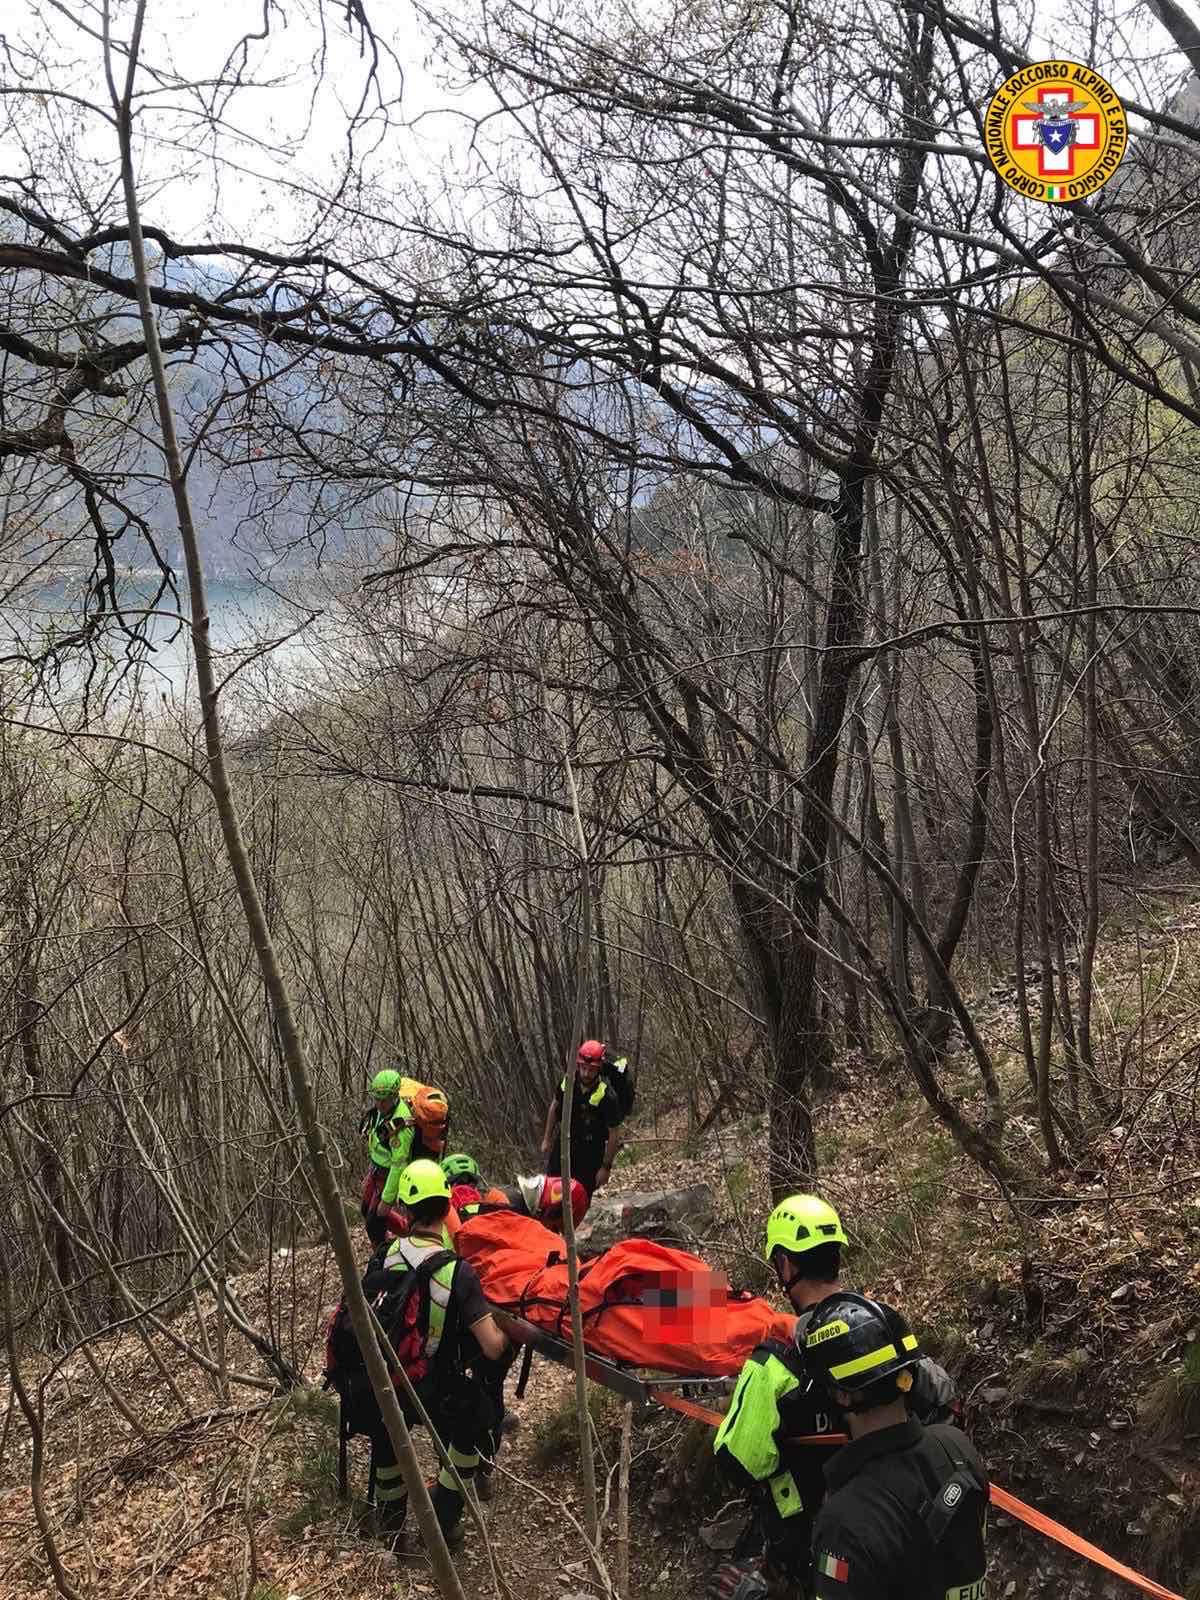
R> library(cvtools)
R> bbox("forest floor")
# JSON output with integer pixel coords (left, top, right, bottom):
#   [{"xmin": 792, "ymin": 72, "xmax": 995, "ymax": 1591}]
[{"xmin": 4, "ymin": 907, "xmax": 1200, "ymax": 1600}]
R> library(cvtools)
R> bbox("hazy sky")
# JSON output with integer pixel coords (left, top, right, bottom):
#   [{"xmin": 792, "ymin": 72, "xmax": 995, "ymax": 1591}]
[
  {"xmin": 3, "ymin": 0, "xmax": 1200, "ymax": 244},
  {"xmin": 2, "ymin": 0, "xmax": 474, "ymax": 238}
]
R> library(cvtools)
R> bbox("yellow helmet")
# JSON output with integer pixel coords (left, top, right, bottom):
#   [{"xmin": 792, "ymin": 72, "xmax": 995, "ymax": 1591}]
[
  {"xmin": 398, "ymin": 1158, "xmax": 450, "ymax": 1207},
  {"xmin": 764, "ymin": 1194, "xmax": 847, "ymax": 1263}
]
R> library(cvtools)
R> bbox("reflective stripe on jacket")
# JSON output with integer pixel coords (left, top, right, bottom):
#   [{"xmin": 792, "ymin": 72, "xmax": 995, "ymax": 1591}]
[
  {"xmin": 715, "ymin": 1341, "xmax": 808, "ymax": 1518},
  {"xmin": 385, "ymin": 1233, "xmax": 457, "ymax": 1358},
  {"xmin": 378, "ymin": 1109, "xmax": 417, "ymax": 1206},
  {"xmin": 560, "ymin": 1076, "xmax": 609, "ymax": 1108}
]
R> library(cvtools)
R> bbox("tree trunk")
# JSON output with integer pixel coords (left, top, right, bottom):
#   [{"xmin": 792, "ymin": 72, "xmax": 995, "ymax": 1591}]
[
  {"xmin": 108, "ymin": 12, "xmax": 465, "ymax": 1595},
  {"xmin": 558, "ymin": 748, "xmax": 601, "ymax": 1551}
]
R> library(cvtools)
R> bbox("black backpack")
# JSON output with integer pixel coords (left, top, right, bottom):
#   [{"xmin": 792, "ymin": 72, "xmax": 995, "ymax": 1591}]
[
  {"xmin": 914, "ymin": 1428, "xmax": 989, "ymax": 1600},
  {"xmin": 323, "ymin": 1249, "xmax": 456, "ymax": 1398},
  {"xmin": 603, "ymin": 1052, "xmax": 636, "ymax": 1121}
]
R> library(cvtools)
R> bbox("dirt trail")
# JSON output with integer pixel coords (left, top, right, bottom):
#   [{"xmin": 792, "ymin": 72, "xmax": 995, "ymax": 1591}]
[
  {"xmin": 0, "ymin": 1104, "xmax": 1186, "ymax": 1599},
  {"xmin": 0, "ymin": 1148, "xmax": 707, "ymax": 1600}
]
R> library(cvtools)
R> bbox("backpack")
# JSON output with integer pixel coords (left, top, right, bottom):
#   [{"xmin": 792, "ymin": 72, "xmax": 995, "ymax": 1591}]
[
  {"xmin": 322, "ymin": 1249, "xmax": 456, "ymax": 1398},
  {"xmin": 602, "ymin": 1053, "xmax": 636, "ymax": 1121},
  {"xmin": 397, "ymin": 1075, "xmax": 451, "ymax": 1157},
  {"xmin": 910, "ymin": 1356, "xmax": 960, "ymax": 1425},
  {"xmin": 913, "ymin": 1428, "xmax": 989, "ymax": 1599}
]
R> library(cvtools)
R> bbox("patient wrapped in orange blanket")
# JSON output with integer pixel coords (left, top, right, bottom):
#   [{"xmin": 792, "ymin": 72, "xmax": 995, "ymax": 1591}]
[{"xmin": 455, "ymin": 1208, "xmax": 795, "ymax": 1376}]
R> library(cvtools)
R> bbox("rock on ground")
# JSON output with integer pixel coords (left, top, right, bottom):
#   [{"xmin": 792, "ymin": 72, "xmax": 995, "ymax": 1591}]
[{"xmin": 577, "ymin": 1183, "xmax": 717, "ymax": 1251}]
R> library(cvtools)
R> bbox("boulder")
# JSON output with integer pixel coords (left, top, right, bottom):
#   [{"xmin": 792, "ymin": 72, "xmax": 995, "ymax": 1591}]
[
  {"xmin": 577, "ymin": 1183, "xmax": 716, "ymax": 1251},
  {"xmin": 699, "ymin": 1516, "xmax": 745, "ymax": 1551}
]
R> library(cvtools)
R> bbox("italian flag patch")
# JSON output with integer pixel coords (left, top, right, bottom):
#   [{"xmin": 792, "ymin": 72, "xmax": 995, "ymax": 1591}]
[
  {"xmin": 1046, "ymin": 184, "xmax": 1064, "ymax": 199},
  {"xmin": 818, "ymin": 1553, "xmax": 849, "ymax": 1582}
]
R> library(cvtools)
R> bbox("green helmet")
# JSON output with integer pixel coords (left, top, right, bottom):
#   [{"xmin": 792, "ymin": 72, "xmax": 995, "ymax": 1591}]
[
  {"xmin": 802, "ymin": 1292, "xmax": 920, "ymax": 1405},
  {"xmin": 369, "ymin": 1069, "xmax": 401, "ymax": 1099},
  {"xmin": 441, "ymin": 1152, "xmax": 480, "ymax": 1182},
  {"xmin": 763, "ymin": 1194, "xmax": 847, "ymax": 1263},
  {"xmin": 397, "ymin": 1158, "xmax": 450, "ymax": 1207}
]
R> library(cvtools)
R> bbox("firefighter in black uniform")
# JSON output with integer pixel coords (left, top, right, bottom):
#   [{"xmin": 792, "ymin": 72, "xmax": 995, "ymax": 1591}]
[
  {"xmin": 540, "ymin": 1040, "xmax": 624, "ymax": 1195},
  {"xmin": 713, "ymin": 1196, "xmax": 956, "ymax": 1599},
  {"xmin": 802, "ymin": 1292, "xmax": 988, "ymax": 1600}
]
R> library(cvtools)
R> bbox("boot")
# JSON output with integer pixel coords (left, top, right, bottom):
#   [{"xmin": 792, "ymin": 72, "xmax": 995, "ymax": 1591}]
[
  {"xmin": 377, "ymin": 1493, "xmax": 408, "ymax": 1550},
  {"xmin": 431, "ymin": 1481, "xmax": 467, "ymax": 1546}
]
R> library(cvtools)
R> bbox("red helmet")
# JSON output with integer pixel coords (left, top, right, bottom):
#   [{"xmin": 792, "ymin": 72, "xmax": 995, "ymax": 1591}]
[
  {"xmin": 541, "ymin": 1176, "xmax": 590, "ymax": 1228},
  {"xmin": 449, "ymin": 1181, "xmax": 482, "ymax": 1212},
  {"xmin": 577, "ymin": 1039, "xmax": 606, "ymax": 1065}
]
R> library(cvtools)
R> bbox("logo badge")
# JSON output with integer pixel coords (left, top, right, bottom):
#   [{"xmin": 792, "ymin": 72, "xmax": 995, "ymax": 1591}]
[
  {"xmin": 942, "ymin": 1482, "xmax": 964, "ymax": 1508},
  {"xmin": 807, "ymin": 1319, "xmax": 851, "ymax": 1346},
  {"xmin": 984, "ymin": 60, "xmax": 1126, "ymax": 203}
]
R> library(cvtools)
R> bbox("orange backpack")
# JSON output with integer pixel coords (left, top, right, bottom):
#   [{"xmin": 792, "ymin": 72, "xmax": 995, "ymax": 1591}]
[{"xmin": 397, "ymin": 1076, "xmax": 450, "ymax": 1158}]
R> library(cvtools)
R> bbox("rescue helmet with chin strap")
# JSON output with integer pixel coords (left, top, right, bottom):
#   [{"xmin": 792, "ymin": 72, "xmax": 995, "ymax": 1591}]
[
  {"xmin": 763, "ymin": 1194, "xmax": 848, "ymax": 1264},
  {"xmin": 802, "ymin": 1291, "xmax": 921, "ymax": 1409},
  {"xmin": 397, "ymin": 1158, "xmax": 451, "ymax": 1208}
]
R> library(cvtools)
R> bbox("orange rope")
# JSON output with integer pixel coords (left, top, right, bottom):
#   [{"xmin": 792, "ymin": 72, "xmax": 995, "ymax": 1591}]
[
  {"xmin": 652, "ymin": 1393, "xmax": 1185, "ymax": 1600},
  {"xmin": 987, "ymin": 1486, "xmax": 1185, "ymax": 1600},
  {"xmin": 655, "ymin": 1393, "xmax": 728, "ymax": 1427},
  {"xmin": 656, "ymin": 1390, "xmax": 845, "ymax": 1445}
]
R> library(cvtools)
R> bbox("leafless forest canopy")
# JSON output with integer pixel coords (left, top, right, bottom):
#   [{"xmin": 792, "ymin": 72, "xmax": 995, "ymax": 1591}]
[{"xmin": 5, "ymin": 0, "xmax": 1200, "ymax": 1567}]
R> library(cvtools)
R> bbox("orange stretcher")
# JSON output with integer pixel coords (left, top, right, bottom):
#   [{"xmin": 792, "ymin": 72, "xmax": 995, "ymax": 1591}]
[
  {"xmin": 455, "ymin": 1208, "xmax": 795, "ymax": 1376},
  {"xmin": 458, "ymin": 1209, "xmax": 1185, "ymax": 1600}
]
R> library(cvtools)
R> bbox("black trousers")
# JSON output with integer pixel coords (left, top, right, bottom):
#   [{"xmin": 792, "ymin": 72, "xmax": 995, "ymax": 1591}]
[
  {"xmin": 545, "ymin": 1142, "xmax": 603, "ymax": 1195},
  {"xmin": 476, "ymin": 1355, "xmax": 513, "ymax": 1471},
  {"xmin": 344, "ymin": 1367, "xmax": 500, "ymax": 1512}
]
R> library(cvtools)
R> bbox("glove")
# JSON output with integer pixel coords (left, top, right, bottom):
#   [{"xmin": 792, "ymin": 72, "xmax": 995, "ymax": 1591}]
[
  {"xmin": 909, "ymin": 1356, "xmax": 957, "ymax": 1425},
  {"xmin": 708, "ymin": 1559, "xmax": 770, "ymax": 1600},
  {"xmin": 376, "ymin": 1206, "xmax": 407, "ymax": 1238},
  {"xmin": 472, "ymin": 1347, "xmax": 518, "ymax": 1382}
]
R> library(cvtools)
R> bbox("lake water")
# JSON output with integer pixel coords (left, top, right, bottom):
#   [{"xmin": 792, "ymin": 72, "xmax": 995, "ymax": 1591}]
[{"xmin": 0, "ymin": 575, "xmax": 326, "ymax": 715}]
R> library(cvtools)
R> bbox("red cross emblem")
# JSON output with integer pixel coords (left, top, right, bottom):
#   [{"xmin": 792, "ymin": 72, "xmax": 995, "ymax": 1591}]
[{"xmin": 1012, "ymin": 87, "xmax": 1100, "ymax": 178}]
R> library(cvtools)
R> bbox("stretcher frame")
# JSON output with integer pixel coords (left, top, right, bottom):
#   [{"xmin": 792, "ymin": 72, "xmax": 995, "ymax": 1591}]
[
  {"xmin": 494, "ymin": 1309, "xmax": 734, "ymax": 1407},
  {"xmin": 331, "ymin": 1294, "xmax": 1186, "ymax": 1600},
  {"xmin": 334, "ymin": 1307, "xmax": 736, "ymax": 1504},
  {"xmin": 494, "ymin": 1311, "xmax": 1185, "ymax": 1600}
]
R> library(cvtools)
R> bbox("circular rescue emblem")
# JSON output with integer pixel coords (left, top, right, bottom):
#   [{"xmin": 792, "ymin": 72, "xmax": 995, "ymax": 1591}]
[
  {"xmin": 943, "ymin": 1482, "xmax": 964, "ymax": 1508},
  {"xmin": 983, "ymin": 60, "xmax": 1126, "ymax": 203}
]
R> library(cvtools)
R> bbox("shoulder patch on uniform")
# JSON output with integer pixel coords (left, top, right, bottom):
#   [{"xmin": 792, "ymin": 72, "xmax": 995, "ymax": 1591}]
[
  {"xmin": 942, "ymin": 1482, "xmax": 963, "ymax": 1508},
  {"xmin": 817, "ymin": 1552, "xmax": 849, "ymax": 1582}
]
